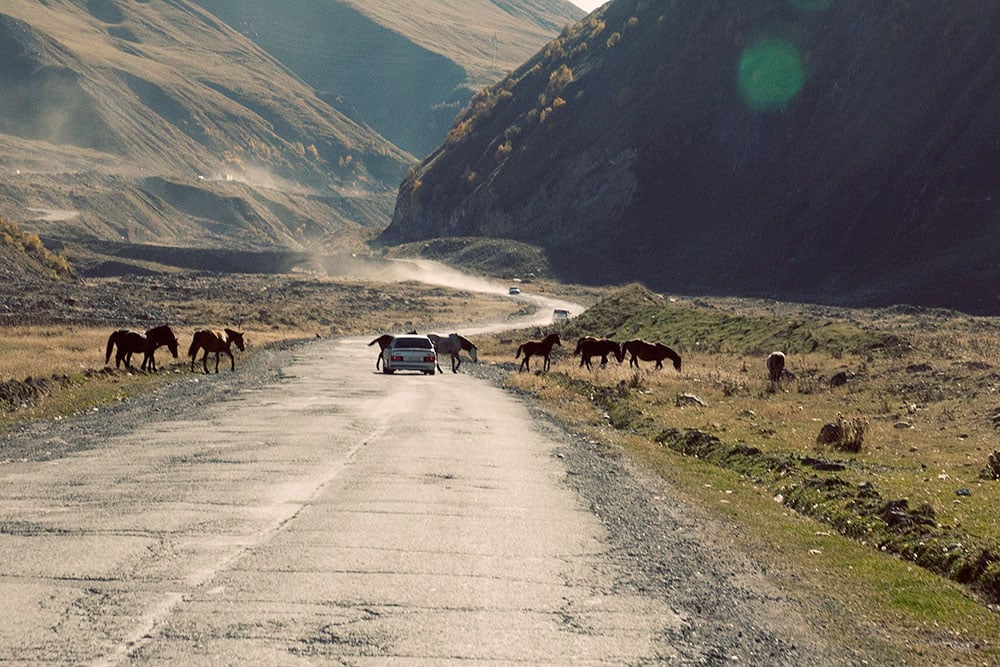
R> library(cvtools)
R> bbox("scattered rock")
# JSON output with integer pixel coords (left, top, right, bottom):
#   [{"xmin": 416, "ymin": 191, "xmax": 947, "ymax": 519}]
[{"xmin": 675, "ymin": 393, "xmax": 707, "ymax": 407}]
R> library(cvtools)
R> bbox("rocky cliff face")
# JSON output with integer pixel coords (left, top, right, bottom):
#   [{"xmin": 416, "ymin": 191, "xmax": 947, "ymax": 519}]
[{"xmin": 383, "ymin": 0, "xmax": 1000, "ymax": 314}]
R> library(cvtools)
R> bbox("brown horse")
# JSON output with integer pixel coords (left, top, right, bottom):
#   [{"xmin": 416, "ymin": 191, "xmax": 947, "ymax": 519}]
[
  {"xmin": 189, "ymin": 328, "xmax": 246, "ymax": 373},
  {"xmin": 622, "ymin": 339, "xmax": 682, "ymax": 371},
  {"xmin": 516, "ymin": 332, "xmax": 561, "ymax": 372},
  {"xmin": 368, "ymin": 334, "xmax": 395, "ymax": 370},
  {"xmin": 104, "ymin": 324, "xmax": 179, "ymax": 371},
  {"xmin": 573, "ymin": 336, "xmax": 624, "ymax": 370},
  {"xmin": 429, "ymin": 333, "xmax": 478, "ymax": 373},
  {"xmin": 767, "ymin": 351, "xmax": 786, "ymax": 382},
  {"xmin": 368, "ymin": 330, "xmax": 418, "ymax": 370}
]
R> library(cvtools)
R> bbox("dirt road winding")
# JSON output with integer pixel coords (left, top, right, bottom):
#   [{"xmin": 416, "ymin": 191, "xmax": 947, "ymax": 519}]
[{"xmin": 0, "ymin": 286, "xmax": 863, "ymax": 664}]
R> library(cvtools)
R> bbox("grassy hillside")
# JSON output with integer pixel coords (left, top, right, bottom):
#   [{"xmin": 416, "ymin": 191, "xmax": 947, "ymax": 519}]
[
  {"xmin": 383, "ymin": 0, "xmax": 1000, "ymax": 314},
  {"xmin": 0, "ymin": 0, "xmax": 412, "ymax": 268},
  {"xmin": 191, "ymin": 0, "xmax": 584, "ymax": 158},
  {"xmin": 0, "ymin": 215, "xmax": 74, "ymax": 282}
]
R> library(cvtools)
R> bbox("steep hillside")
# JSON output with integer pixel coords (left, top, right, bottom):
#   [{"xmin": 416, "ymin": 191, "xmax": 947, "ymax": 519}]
[
  {"xmin": 0, "ymin": 0, "xmax": 413, "ymax": 267},
  {"xmin": 192, "ymin": 0, "xmax": 584, "ymax": 158},
  {"xmin": 0, "ymin": 215, "xmax": 74, "ymax": 283},
  {"xmin": 383, "ymin": 0, "xmax": 1000, "ymax": 314}
]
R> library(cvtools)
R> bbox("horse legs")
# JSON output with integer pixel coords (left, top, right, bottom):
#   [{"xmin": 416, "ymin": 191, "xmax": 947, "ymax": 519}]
[
  {"xmin": 226, "ymin": 349, "xmax": 235, "ymax": 371},
  {"xmin": 542, "ymin": 354, "xmax": 551, "ymax": 372},
  {"xmin": 655, "ymin": 359, "xmax": 663, "ymax": 370},
  {"xmin": 451, "ymin": 353, "xmax": 460, "ymax": 373},
  {"xmin": 519, "ymin": 355, "xmax": 530, "ymax": 372}
]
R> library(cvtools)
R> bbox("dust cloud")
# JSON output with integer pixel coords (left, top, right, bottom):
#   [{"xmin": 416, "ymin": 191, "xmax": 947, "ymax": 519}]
[{"xmin": 313, "ymin": 253, "xmax": 579, "ymax": 330}]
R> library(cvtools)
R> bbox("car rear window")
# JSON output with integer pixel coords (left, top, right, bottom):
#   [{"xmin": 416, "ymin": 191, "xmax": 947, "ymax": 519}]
[{"xmin": 393, "ymin": 336, "xmax": 432, "ymax": 349}]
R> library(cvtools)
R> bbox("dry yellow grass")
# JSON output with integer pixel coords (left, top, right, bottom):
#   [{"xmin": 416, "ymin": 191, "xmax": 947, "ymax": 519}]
[
  {"xmin": 0, "ymin": 326, "xmax": 111, "ymax": 380},
  {"xmin": 0, "ymin": 274, "xmax": 524, "ymax": 428}
]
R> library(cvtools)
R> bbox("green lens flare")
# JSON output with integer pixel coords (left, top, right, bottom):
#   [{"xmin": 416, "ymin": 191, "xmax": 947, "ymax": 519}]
[{"xmin": 737, "ymin": 40, "xmax": 805, "ymax": 111}]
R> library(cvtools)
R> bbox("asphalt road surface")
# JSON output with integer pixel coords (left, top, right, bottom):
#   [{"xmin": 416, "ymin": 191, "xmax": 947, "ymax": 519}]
[{"xmin": 0, "ymin": 299, "xmax": 860, "ymax": 664}]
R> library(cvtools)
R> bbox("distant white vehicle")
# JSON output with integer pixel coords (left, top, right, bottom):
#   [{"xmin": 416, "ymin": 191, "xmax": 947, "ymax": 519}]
[
  {"xmin": 508, "ymin": 286, "xmax": 521, "ymax": 295},
  {"xmin": 553, "ymin": 309, "xmax": 570, "ymax": 322}
]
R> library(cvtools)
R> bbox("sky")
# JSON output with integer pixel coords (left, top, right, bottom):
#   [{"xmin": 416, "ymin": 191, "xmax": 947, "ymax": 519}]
[{"xmin": 570, "ymin": 0, "xmax": 605, "ymax": 12}]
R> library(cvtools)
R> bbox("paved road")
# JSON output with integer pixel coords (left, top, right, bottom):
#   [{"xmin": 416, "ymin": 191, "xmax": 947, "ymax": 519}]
[{"xmin": 0, "ymin": 334, "xmax": 686, "ymax": 665}]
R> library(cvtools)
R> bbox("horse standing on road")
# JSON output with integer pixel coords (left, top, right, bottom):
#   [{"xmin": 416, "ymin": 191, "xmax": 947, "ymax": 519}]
[
  {"xmin": 368, "ymin": 334, "xmax": 394, "ymax": 370},
  {"xmin": 429, "ymin": 333, "xmax": 478, "ymax": 373},
  {"xmin": 189, "ymin": 328, "xmax": 246, "ymax": 373},
  {"xmin": 516, "ymin": 332, "xmax": 561, "ymax": 372},
  {"xmin": 573, "ymin": 336, "xmax": 624, "ymax": 370},
  {"xmin": 622, "ymin": 339, "xmax": 682, "ymax": 371}
]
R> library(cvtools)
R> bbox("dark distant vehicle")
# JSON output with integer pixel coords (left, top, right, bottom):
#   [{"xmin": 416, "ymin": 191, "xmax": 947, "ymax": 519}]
[
  {"xmin": 553, "ymin": 309, "xmax": 570, "ymax": 322},
  {"xmin": 381, "ymin": 335, "xmax": 437, "ymax": 375},
  {"xmin": 509, "ymin": 286, "xmax": 521, "ymax": 295}
]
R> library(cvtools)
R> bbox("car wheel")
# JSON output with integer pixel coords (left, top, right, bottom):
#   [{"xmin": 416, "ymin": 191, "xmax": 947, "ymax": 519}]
[{"xmin": 383, "ymin": 368, "xmax": 394, "ymax": 374}]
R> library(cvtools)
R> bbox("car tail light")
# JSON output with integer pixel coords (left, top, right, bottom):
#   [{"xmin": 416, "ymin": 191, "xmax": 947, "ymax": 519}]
[
  {"xmin": 424, "ymin": 356, "xmax": 435, "ymax": 362},
  {"xmin": 391, "ymin": 355, "xmax": 403, "ymax": 361}
]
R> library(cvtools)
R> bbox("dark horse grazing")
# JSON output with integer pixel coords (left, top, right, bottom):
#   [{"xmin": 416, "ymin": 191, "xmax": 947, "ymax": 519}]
[
  {"xmin": 429, "ymin": 333, "xmax": 478, "ymax": 373},
  {"xmin": 622, "ymin": 339, "xmax": 682, "ymax": 371},
  {"xmin": 767, "ymin": 351, "xmax": 786, "ymax": 382},
  {"xmin": 189, "ymin": 328, "xmax": 246, "ymax": 373},
  {"xmin": 104, "ymin": 324, "xmax": 180, "ymax": 371},
  {"xmin": 516, "ymin": 332, "xmax": 561, "ymax": 372},
  {"xmin": 573, "ymin": 336, "xmax": 624, "ymax": 370}
]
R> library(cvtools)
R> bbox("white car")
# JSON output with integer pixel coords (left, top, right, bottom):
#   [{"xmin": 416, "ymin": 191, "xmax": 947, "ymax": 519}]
[
  {"xmin": 381, "ymin": 335, "xmax": 437, "ymax": 375},
  {"xmin": 508, "ymin": 286, "xmax": 521, "ymax": 295}
]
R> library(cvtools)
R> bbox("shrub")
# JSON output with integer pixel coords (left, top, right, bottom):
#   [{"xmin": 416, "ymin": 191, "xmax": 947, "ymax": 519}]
[{"xmin": 816, "ymin": 412, "xmax": 868, "ymax": 452}]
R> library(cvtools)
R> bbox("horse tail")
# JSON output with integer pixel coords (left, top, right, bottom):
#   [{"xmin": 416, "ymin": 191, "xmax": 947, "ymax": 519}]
[
  {"xmin": 105, "ymin": 331, "xmax": 117, "ymax": 365},
  {"xmin": 515, "ymin": 344, "xmax": 524, "ymax": 359},
  {"xmin": 187, "ymin": 333, "xmax": 200, "ymax": 359}
]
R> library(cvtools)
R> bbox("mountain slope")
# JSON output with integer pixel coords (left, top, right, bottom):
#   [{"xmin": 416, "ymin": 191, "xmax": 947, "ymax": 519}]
[
  {"xmin": 0, "ymin": 0, "xmax": 412, "ymax": 262},
  {"xmin": 191, "ymin": 0, "xmax": 584, "ymax": 158},
  {"xmin": 0, "ymin": 215, "xmax": 74, "ymax": 283},
  {"xmin": 382, "ymin": 0, "xmax": 1000, "ymax": 314}
]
